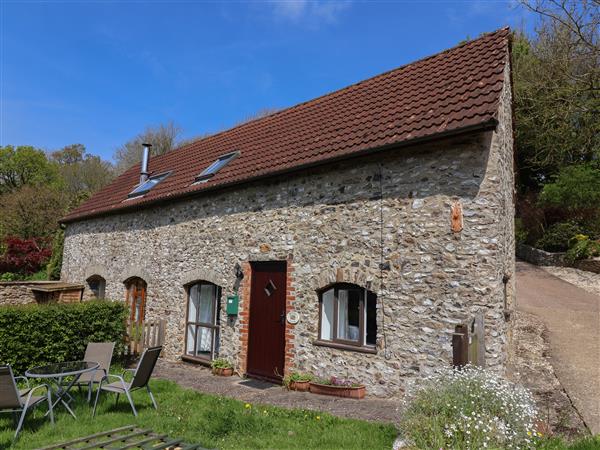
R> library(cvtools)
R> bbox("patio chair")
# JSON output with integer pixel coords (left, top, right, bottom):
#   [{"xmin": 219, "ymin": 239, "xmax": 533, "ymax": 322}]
[
  {"xmin": 71, "ymin": 342, "xmax": 115, "ymax": 402},
  {"xmin": 0, "ymin": 365, "xmax": 54, "ymax": 439},
  {"xmin": 92, "ymin": 346, "xmax": 162, "ymax": 417}
]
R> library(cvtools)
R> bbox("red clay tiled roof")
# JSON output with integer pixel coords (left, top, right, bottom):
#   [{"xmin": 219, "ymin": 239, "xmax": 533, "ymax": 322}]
[{"xmin": 62, "ymin": 28, "xmax": 510, "ymax": 223}]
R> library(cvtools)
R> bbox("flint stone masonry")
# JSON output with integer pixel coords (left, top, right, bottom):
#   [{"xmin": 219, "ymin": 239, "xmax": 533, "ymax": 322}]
[
  {"xmin": 516, "ymin": 243, "xmax": 566, "ymax": 267},
  {"xmin": 62, "ymin": 65, "xmax": 514, "ymax": 398},
  {"xmin": 0, "ymin": 282, "xmax": 36, "ymax": 305},
  {"xmin": 0, "ymin": 281, "xmax": 84, "ymax": 305}
]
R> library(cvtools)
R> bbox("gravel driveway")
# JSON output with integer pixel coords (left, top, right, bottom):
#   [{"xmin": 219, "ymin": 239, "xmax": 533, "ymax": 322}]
[{"xmin": 516, "ymin": 261, "xmax": 600, "ymax": 434}]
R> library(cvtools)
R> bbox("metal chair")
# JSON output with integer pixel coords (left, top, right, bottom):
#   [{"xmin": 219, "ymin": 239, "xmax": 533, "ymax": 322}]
[
  {"xmin": 71, "ymin": 342, "xmax": 115, "ymax": 402},
  {"xmin": 92, "ymin": 346, "xmax": 162, "ymax": 417},
  {"xmin": 0, "ymin": 365, "xmax": 54, "ymax": 440}
]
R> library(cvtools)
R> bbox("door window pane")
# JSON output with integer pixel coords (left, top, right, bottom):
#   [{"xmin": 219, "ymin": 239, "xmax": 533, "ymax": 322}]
[
  {"xmin": 188, "ymin": 284, "xmax": 199, "ymax": 321},
  {"xmin": 195, "ymin": 326, "xmax": 213, "ymax": 358},
  {"xmin": 320, "ymin": 288, "xmax": 334, "ymax": 340},
  {"xmin": 337, "ymin": 289, "xmax": 360, "ymax": 342},
  {"xmin": 186, "ymin": 325, "xmax": 195, "ymax": 355},
  {"xmin": 198, "ymin": 284, "xmax": 215, "ymax": 324},
  {"xmin": 366, "ymin": 291, "xmax": 377, "ymax": 345},
  {"xmin": 185, "ymin": 281, "xmax": 220, "ymax": 361}
]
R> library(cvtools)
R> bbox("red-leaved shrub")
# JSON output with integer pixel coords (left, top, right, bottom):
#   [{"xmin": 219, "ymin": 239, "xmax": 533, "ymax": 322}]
[{"xmin": 0, "ymin": 237, "xmax": 52, "ymax": 275}]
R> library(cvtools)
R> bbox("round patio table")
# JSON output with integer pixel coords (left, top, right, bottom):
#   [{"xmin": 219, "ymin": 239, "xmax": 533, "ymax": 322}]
[{"xmin": 26, "ymin": 361, "xmax": 99, "ymax": 419}]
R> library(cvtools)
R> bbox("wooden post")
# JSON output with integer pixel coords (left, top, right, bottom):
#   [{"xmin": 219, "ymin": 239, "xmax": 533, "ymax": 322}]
[
  {"xmin": 452, "ymin": 324, "xmax": 469, "ymax": 367},
  {"xmin": 469, "ymin": 311, "xmax": 486, "ymax": 367}
]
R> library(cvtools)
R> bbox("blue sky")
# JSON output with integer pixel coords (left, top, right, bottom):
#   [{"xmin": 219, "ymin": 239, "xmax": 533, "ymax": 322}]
[{"xmin": 1, "ymin": 1, "xmax": 535, "ymax": 161}]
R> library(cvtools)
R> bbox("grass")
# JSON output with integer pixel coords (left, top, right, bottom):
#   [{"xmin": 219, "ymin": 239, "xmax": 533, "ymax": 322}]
[
  {"xmin": 537, "ymin": 436, "xmax": 600, "ymax": 450},
  {"xmin": 0, "ymin": 378, "xmax": 398, "ymax": 449}
]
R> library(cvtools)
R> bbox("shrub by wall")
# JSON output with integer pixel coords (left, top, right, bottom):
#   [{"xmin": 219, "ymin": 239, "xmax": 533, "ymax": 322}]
[{"xmin": 0, "ymin": 300, "xmax": 127, "ymax": 374}]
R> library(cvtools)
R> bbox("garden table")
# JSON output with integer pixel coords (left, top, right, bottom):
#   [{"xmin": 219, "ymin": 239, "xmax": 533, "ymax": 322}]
[{"xmin": 26, "ymin": 361, "xmax": 99, "ymax": 419}]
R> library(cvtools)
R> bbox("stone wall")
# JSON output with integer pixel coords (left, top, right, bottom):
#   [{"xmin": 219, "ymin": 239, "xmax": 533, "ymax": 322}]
[
  {"xmin": 61, "ymin": 59, "xmax": 514, "ymax": 398},
  {"xmin": 573, "ymin": 258, "xmax": 600, "ymax": 274},
  {"xmin": 0, "ymin": 282, "xmax": 37, "ymax": 306},
  {"xmin": 0, "ymin": 282, "xmax": 84, "ymax": 305},
  {"xmin": 516, "ymin": 244, "xmax": 567, "ymax": 267}
]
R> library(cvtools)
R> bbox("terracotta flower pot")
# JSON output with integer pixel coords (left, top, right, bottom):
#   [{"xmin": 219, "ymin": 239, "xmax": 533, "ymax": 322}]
[
  {"xmin": 309, "ymin": 382, "xmax": 365, "ymax": 399},
  {"xmin": 288, "ymin": 380, "xmax": 310, "ymax": 392},
  {"xmin": 212, "ymin": 367, "xmax": 233, "ymax": 376}
]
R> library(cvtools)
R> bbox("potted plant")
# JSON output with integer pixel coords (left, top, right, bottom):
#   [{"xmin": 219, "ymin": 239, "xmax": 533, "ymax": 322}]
[
  {"xmin": 309, "ymin": 376, "xmax": 366, "ymax": 399},
  {"xmin": 283, "ymin": 372, "xmax": 313, "ymax": 392},
  {"xmin": 211, "ymin": 358, "xmax": 234, "ymax": 376}
]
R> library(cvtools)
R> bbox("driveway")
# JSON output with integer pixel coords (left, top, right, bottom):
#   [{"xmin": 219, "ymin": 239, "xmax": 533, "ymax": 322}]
[{"xmin": 516, "ymin": 261, "xmax": 600, "ymax": 434}]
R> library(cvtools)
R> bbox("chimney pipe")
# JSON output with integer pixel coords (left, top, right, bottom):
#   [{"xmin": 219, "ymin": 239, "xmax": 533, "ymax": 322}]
[{"xmin": 140, "ymin": 143, "xmax": 151, "ymax": 184}]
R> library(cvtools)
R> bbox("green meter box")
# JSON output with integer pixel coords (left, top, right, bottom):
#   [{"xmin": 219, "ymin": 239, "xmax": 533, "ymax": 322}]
[{"xmin": 226, "ymin": 294, "xmax": 239, "ymax": 315}]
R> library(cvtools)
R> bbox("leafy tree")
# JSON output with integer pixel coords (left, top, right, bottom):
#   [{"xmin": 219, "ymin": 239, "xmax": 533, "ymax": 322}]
[
  {"xmin": 0, "ymin": 237, "xmax": 52, "ymax": 275},
  {"xmin": 46, "ymin": 228, "xmax": 64, "ymax": 280},
  {"xmin": 114, "ymin": 122, "xmax": 182, "ymax": 174},
  {"xmin": 0, "ymin": 185, "xmax": 66, "ymax": 240},
  {"xmin": 0, "ymin": 145, "xmax": 61, "ymax": 194},
  {"xmin": 513, "ymin": 1, "xmax": 599, "ymax": 188},
  {"xmin": 51, "ymin": 144, "xmax": 115, "ymax": 198},
  {"xmin": 538, "ymin": 164, "xmax": 600, "ymax": 213}
]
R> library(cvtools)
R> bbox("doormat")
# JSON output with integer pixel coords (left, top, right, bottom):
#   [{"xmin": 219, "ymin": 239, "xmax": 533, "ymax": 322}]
[
  {"xmin": 238, "ymin": 379, "xmax": 275, "ymax": 390},
  {"xmin": 36, "ymin": 424, "xmax": 211, "ymax": 450}
]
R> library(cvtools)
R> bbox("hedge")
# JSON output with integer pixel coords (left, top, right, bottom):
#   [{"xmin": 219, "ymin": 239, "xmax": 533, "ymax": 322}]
[{"xmin": 0, "ymin": 300, "xmax": 127, "ymax": 375}]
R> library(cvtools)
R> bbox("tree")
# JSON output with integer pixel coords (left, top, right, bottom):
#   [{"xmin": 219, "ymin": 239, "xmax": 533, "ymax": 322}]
[
  {"xmin": 114, "ymin": 122, "xmax": 182, "ymax": 174},
  {"xmin": 0, "ymin": 145, "xmax": 61, "ymax": 194},
  {"xmin": 0, "ymin": 237, "xmax": 52, "ymax": 276},
  {"xmin": 513, "ymin": 1, "xmax": 599, "ymax": 188},
  {"xmin": 46, "ymin": 228, "xmax": 64, "ymax": 280},
  {"xmin": 51, "ymin": 144, "xmax": 115, "ymax": 198},
  {"xmin": 538, "ymin": 164, "xmax": 600, "ymax": 224},
  {"xmin": 0, "ymin": 186, "xmax": 66, "ymax": 240}
]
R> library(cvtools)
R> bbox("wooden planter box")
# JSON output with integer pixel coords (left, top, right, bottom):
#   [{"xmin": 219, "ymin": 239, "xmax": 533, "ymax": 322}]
[
  {"xmin": 288, "ymin": 380, "xmax": 310, "ymax": 392},
  {"xmin": 309, "ymin": 382, "xmax": 365, "ymax": 399},
  {"xmin": 212, "ymin": 367, "xmax": 233, "ymax": 377}
]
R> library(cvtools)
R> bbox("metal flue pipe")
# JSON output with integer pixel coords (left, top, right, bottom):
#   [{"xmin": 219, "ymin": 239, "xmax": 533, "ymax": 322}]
[{"xmin": 140, "ymin": 143, "xmax": 152, "ymax": 184}]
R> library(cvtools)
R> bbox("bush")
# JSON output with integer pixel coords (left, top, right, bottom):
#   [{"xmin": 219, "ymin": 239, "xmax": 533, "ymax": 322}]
[
  {"xmin": 0, "ymin": 272, "xmax": 18, "ymax": 281},
  {"xmin": 399, "ymin": 365, "xmax": 539, "ymax": 450},
  {"xmin": 46, "ymin": 228, "xmax": 64, "ymax": 280},
  {"xmin": 538, "ymin": 165, "xmax": 600, "ymax": 220},
  {"xmin": 536, "ymin": 222, "xmax": 582, "ymax": 252},
  {"xmin": 515, "ymin": 218, "xmax": 529, "ymax": 245},
  {"xmin": 565, "ymin": 235, "xmax": 600, "ymax": 264},
  {"xmin": 0, "ymin": 301, "xmax": 127, "ymax": 375},
  {"xmin": 0, "ymin": 237, "xmax": 51, "ymax": 275}
]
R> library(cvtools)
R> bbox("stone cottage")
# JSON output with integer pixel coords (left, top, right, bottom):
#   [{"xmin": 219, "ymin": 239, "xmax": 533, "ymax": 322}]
[{"xmin": 60, "ymin": 28, "xmax": 515, "ymax": 397}]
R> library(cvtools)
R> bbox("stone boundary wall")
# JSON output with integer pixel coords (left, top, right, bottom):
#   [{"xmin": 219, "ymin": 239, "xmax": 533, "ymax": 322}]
[
  {"xmin": 516, "ymin": 244, "xmax": 566, "ymax": 267},
  {"xmin": 0, "ymin": 281, "xmax": 84, "ymax": 306},
  {"xmin": 573, "ymin": 258, "xmax": 600, "ymax": 274},
  {"xmin": 0, "ymin": 282, "xmax": 38, "ymax": 306},
  {"xmin": 517, "ymin": 244, "xmax": 600, "ymax": 274}
]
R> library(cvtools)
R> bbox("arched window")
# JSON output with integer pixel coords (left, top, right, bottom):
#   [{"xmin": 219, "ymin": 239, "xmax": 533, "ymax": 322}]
[
  {"xmin": 318, "ymin": 283, "xmax": 377, "ymax": 350},
  {"xmin": 184, "ymin": 281, "xmax": 221, "ymax": 361},
  {"xmin": 87, "ymin": 275, "xmax": 106, "ymax": 300},
  {"xmin": 125, "ymin": 277, "xmax": 147, "ymax": 324}
]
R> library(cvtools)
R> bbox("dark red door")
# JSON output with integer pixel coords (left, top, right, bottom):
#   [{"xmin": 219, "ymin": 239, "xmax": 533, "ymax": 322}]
[{"xmin": 247, "ymin": 261, "xmax": 287, "ymax": 382}]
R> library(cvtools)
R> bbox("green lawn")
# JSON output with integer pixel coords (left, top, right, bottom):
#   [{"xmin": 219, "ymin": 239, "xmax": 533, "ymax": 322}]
[{"xmin": 0, "ymin": 378, "xmax": 398, "ymax": 449}]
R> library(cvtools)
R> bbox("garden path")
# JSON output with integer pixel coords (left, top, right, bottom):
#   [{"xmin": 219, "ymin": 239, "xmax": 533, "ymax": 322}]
[
  {"xmin": 516, "ymin": 261, "xmax": 600, "ymax": 434},
  {"xmin": 154, "ymin": 360, "xmax": 402, "ymax": 423}
]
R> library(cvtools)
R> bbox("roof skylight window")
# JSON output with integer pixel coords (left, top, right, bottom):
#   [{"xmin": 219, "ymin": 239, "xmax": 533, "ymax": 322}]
[
  {"xmin": 194, "ymin": 151, "xmax": 239, "ymax": 183},
  {"xmin": 127, "ymin": 172, "xmax": 171, "ymax": 198}
]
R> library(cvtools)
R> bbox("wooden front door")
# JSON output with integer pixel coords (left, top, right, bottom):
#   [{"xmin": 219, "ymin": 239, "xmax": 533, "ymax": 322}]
[
  {"xmin": 125, "ymin": 278, "xmax": 147, "ymax": 324},
  {"xmin": 247, "ymin": 261, "xmax": 287, "ymax": 382}
]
